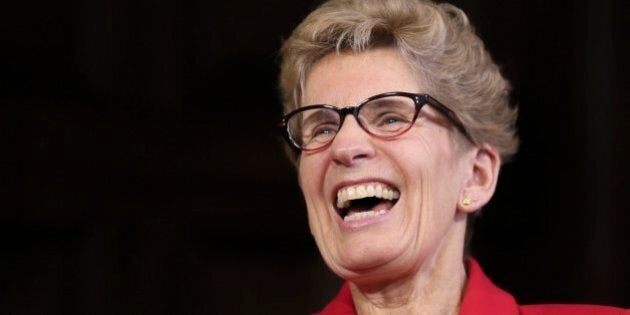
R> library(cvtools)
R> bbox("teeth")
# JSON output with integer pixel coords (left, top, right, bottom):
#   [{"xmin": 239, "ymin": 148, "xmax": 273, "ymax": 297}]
[
  {"xmin": 356, "ymin": 186, "xmax": 366, "ymax": 196},
  {"xmin": 347, "ymin": 187, "xmax": 356, "ymax": 200},
  {"xmin": 344, "ymin": 209, "xmax": 388, "ymax": 222},
  {"xmin": 366, "ymin": 185, "xmax": 375, "ymax": 196},
  {"xmin": 336, "ymin": 183, "xmax": 400, "ymax": 209}
]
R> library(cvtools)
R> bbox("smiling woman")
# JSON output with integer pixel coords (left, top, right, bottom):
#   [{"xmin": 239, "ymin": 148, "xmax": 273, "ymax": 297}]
[{"xmin": 277, "ymin": 0, "xmax": 628, "ymax": 314}]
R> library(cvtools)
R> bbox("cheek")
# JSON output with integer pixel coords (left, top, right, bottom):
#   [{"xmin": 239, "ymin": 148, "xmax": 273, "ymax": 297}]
[
  {"xmin": 396, "ymin": 134, "xmax": 461, "ymax": 209},
  {"xmin": 298, "ymin": 155, "xmax": 327, "ymax": 201},
  {"xmin": 298, "ymin": 157, "xmax": 333, "ymax": 250}
]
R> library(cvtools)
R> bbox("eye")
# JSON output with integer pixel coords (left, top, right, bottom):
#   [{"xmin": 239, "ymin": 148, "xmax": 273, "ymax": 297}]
[
  {"xmin": 374, "ymin": 112, "xmax": 410, "ymax": 126},
  {"xmin": 302, "ymin": 109, "xmax": 339, "ymax": 144},
  {"xmin": 361, "ymin": 97, "xmax": 416, "ymax": 133},
  {"xmin": 311, "ymin": 123, "xmax": 338, "ymax": 138},
  {"xmin": 369, "ymin": 111, "xmax": 412, "ymax": 134}
]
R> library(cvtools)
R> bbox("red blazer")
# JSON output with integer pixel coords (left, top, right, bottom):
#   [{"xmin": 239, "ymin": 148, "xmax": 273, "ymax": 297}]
[{"xmin": 316, "ymin": 259, "xmax": 628, "ymax": 314}]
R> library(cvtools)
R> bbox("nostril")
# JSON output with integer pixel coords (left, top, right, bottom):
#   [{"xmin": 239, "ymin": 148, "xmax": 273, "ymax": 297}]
[{"xmin": 331, "ymin": 145, "xmax": 374, "ymax": 166}]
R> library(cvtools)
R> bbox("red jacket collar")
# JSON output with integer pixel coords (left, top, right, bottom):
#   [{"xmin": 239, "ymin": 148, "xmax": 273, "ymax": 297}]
[
  {"xmin": 316, "ymin": 258, "xmax": 520, "ymax": 315},
  {"xmin": 458, "ymin": 258, "xmax": 520, "ymax": 315}
]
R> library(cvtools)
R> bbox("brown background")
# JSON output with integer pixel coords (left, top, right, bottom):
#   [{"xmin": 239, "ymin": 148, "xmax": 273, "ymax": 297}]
[{"xmin": 2, "ymin": 0, "xmax": 629, "ymax": 313}]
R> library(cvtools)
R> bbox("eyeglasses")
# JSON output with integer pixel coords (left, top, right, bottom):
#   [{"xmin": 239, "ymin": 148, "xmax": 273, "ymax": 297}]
[{"xmin": 281, "ymin": 91, "xmax": 473, "ymax": 152}]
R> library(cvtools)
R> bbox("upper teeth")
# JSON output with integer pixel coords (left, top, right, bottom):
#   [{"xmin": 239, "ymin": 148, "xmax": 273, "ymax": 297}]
[{"xmin": 336, "ymin": 183, "xmax": 400, "ymax": 209}]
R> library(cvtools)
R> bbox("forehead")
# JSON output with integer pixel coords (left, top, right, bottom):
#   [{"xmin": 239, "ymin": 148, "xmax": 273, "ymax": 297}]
[{"xmin": 302, "ymin": 48, "xmax": 425, "ymax": 107}]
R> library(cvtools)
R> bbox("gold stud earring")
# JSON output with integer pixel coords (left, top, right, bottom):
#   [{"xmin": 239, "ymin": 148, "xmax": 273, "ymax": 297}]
[{"xmin": 462, "ymin": 196, "xmax": 472, "ymax": 206}]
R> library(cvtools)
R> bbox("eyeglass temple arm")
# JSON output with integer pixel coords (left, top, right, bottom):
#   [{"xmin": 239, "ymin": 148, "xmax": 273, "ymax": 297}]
[{"xmin": 423, "ymin": 95, "xmax": 475, "ymax": 144}]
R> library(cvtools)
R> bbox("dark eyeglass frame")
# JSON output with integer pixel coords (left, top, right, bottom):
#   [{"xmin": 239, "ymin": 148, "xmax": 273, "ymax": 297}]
[{"xmin": 280, "ymin": 91, "xmax": 474, "ymax": 152}]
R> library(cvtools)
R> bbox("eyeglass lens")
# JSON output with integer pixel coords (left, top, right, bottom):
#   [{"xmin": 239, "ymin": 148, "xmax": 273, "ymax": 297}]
[{"xmin": 288, "ymin": 95, "xmax": 417, "ymax": 150}]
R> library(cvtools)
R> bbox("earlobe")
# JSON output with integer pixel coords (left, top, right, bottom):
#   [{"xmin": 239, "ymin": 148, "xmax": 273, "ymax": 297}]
[{"xmin": 458, "ymin": 144, "xmax": 501, "ymax": 214}]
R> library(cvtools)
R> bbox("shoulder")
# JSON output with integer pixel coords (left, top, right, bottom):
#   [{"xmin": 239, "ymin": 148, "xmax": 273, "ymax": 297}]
[
  {"xmin": 520, "ymin": 304, "xmax": 629, "ymax": 315},
  {"xmin": 461, "ymin": 258, "xmax": 628, "ymax": 315},
  {"xmin": 314, "ymin": 259, "xmax": 628, "ymax": 315}
]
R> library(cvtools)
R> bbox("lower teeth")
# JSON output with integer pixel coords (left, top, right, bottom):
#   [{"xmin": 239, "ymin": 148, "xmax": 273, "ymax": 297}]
[{"xmin": 343, "ymin": 209, "xmax": 388, "ymax": 222}]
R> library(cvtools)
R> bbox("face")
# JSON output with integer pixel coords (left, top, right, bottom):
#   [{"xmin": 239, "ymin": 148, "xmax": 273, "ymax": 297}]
[{"xmin": 299, "ymin": 48, "xmax": 472, "ymax": 283}]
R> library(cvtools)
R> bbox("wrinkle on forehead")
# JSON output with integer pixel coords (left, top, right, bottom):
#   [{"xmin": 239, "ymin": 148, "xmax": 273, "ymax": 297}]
[{"xmin": 301, "ymin": 48, "xmax": 427, "ymax": 108}]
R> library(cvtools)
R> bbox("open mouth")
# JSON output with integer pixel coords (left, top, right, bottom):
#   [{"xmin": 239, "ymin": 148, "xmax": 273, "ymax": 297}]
[{"xmin": 335, "ymin": 183, "xmax": 400, "ymax": 222}]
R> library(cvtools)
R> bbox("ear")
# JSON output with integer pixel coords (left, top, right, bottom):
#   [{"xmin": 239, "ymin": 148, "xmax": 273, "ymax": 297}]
[{"xmin": 458, "ymin": 144, "xmax": 501, "ymax": 214}]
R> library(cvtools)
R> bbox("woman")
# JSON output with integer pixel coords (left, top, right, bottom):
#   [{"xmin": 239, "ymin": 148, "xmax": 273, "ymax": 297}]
[{"xmin": 278, "ymin": 0, "xmax": 627, "ymax": 314}]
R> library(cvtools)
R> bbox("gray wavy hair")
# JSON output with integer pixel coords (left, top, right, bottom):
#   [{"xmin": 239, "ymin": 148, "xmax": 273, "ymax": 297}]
[{"xmin": 279, "ymin": 0, "xmax": 518, "ymax": 164}]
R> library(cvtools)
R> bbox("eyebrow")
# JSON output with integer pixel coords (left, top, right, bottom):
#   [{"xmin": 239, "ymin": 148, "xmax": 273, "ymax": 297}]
[{"xmin": 300, "ymin": 108, "xmax": 338, "ymax": 127}]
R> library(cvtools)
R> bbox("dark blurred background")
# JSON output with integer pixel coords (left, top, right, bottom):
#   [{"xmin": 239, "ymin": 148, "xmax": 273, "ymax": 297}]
[{"xmin": 2, "ymin": 0, "xmax": 628, "ymax": 313}]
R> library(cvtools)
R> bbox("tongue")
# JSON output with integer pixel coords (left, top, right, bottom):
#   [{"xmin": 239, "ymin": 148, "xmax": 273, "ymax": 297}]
[{"xmin": 346, "ymin": 199, "xmax": 395, "ymax": 216}]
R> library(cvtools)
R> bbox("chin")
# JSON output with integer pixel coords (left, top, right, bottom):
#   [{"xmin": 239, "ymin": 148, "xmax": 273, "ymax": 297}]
[{"xmin": 322, "ymin": 230, "xmax": 414, "ymax": 278}]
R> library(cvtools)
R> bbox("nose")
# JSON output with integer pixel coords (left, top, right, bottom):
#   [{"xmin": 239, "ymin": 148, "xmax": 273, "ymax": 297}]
[{"xmin": 329, "ymin": 115, "xmax": 376, "ymax": 167}]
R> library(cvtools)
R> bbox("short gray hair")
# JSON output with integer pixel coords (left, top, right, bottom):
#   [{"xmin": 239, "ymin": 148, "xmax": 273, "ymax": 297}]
[{"xmin": 279, "ymin": 0, "xmax": 519, "ymax": 164}]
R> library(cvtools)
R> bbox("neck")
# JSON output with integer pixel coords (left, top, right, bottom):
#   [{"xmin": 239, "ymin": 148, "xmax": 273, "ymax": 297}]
[{"xmin": 349, "ymin": 215, "xmax": 468, "ymax": 315}]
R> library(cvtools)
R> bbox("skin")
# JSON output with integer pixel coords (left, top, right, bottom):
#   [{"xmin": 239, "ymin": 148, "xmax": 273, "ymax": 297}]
[{"xmin": 298, "ymin": 48, "xmax": 501, "ymax": 314}]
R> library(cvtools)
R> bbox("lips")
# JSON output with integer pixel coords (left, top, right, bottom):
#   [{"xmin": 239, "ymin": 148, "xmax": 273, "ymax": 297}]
[{"xmin": 334, "ymin": 182, "xmax": 400, "ymax": 222}]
